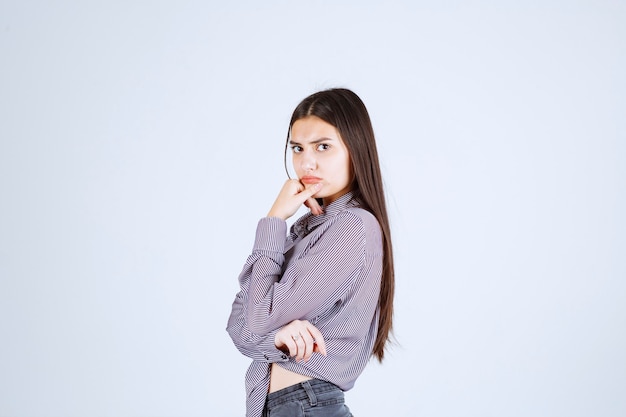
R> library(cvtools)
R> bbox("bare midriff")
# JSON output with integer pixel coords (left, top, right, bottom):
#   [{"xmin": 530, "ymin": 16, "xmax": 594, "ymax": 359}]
[{"xmin": 269, "ymin": 363, "xmax": 313, "ymax": 393}]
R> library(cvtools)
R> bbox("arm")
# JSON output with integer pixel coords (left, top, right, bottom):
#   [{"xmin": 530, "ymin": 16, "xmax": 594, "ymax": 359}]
[
  {"xmin": 226, "ymin": 180, "xmax": 335, "ymax": 360},
  {"xmin": 225, "ymin": 216, "xmax": 291, "ymax": 362},
  {"xmin": 226, "ymin": 289, "xmax": 290, "ymax": 363},
  {"xmin": 226, "ymin": 215, "xmax": 330, "ymax": 360},
  {"xmin": 247, "ymin": 211, "xmax": 366, "ymax": 335},
  {"xmin": 228, "ymin": 290, "xmax": 327, "ymax": 363}
]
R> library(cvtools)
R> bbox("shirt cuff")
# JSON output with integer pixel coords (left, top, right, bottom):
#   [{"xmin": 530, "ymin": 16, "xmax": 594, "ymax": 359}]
[
  {"xmin": 253, "ymin": 217, "xmax": 287, "ymax": 254},
  {"xmin": 258, "ymin": 332, "xmax": 290, "ymax": 363}
]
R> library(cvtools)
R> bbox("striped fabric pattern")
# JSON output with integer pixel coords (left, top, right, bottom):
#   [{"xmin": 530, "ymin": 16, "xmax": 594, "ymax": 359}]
[{"xmin": 227, "ymin": 192, "xmax": 383, "ymax": 417}]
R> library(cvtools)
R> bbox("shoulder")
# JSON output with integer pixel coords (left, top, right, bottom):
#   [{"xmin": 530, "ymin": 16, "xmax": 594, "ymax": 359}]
[
  {"xmin": 327, "ymin": 208, "xmax": 382, "ymax": 248},
  {"xmin": 344, "ymin": 207, "xmax": 380, "ymax": 230},
  {"xmin": 344, "ymin": 208, "xmax": 383, "ymax": 249},
  {"xmin": 326, "ymin": 207, "xmax": 380, "ymax": 230}
]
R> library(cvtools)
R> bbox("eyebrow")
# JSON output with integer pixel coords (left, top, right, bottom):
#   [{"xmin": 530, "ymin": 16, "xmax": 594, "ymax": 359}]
[{"xmin": 289, "ymin": 137, "xmax": 335, "ymax": 146}]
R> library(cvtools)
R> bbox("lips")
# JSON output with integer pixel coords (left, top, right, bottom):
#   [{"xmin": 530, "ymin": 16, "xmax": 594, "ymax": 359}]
[{"xmin": 301, "ymin": 176, "xmax": 322, "ymax": 185}]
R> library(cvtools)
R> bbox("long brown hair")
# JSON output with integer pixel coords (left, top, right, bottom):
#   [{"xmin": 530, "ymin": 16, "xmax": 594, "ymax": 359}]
[{"xmin": 285, "ymin": 88, "xmax": 394, "ymax": 362}]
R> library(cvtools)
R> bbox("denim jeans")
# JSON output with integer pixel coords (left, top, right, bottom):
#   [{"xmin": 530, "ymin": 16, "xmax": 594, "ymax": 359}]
[{"xmin": 263, "ymin": 379, "xmax": 353, "ymax": 417}]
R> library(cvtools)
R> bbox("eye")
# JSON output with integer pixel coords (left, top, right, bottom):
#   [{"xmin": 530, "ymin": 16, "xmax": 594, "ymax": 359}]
[
  {"xmin": 317, "ymin": 143, "xmax": 330, "ymax": 151},
  {"xmin": 291, "ymin": 145, "xmax": 303, "ymax": 153}
]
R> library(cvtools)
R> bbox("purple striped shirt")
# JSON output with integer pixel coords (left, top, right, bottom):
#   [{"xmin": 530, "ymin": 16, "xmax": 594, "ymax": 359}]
[{"xmin": 226, "ymin": 191, "xmax": 383, "ymax": 417}]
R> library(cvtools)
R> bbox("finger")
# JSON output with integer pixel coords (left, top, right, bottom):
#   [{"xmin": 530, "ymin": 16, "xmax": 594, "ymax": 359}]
[
  {"xmin": 304, "ymin": 197, "xmax": 323, "ymax": 215},
  {"xmin": 267, "ymin": 181, "xmax": 307, "ymax": 219},
  {"xmin": 296, "ymin": 182, "xmax": 322, "ymax": 202},
  {"xmin": 292, "ymin": 334, "xmax": 306, "ymax": 361},
  {"xmin": 286, "ymin": 179, "xmax": 306, "ymax": 195},
  {"xmin": 298, "ymin": 331, "xmax": 316, "ymax": 362},
  {"xmin": 283, "ymin": 337, "xmax": 298, "ymax": 358},
  {"xmin": 290, "ymin": 321, "xmax": 313, "ymax": 361},
  {"xmin": 277, "ymin": 325, "xmax": 299, "ymax": 357},
  {"xmin": 306, "ymin": 325, "xmax": 327, "ymax": 357}
]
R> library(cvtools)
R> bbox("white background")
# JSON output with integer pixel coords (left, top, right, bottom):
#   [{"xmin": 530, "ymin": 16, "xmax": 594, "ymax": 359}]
[{"xmin": 1, "ymin": 1, "xmax": 624, "ymax": 416}]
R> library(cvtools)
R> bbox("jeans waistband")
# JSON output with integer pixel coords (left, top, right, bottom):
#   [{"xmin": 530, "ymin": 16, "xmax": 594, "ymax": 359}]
[{"xmin": 266, "ymin": 379, "xmax": 342, "ymax": 408}]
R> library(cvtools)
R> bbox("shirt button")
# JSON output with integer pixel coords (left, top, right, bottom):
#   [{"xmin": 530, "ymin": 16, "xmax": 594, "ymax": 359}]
[
  {"xmin": 264, "ymin": 354, "xmax": 269, "ymax": 360},
  {"xmin": 281, "ymin": 354, "xmax": 288, "ymax": 360}
]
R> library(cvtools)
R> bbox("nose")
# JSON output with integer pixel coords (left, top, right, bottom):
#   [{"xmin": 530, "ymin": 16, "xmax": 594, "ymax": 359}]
[{"xmin": 300, "ymin": 151, "xmax": 316, "ymax": 172}]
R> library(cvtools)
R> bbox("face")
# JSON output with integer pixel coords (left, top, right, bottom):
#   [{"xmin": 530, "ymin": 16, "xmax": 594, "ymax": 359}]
[{"xmin": 289, "ymin": 116, "xmax": 353, "ymax": 206}]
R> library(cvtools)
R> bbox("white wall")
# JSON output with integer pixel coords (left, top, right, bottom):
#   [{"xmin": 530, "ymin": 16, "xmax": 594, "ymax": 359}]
[{"xmin": 1, "ymin": 1, "xmax": 624, "ymax": 416}]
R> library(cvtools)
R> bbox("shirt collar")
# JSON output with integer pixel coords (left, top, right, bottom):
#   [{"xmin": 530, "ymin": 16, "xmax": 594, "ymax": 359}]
[{"xmin": 293, "ymin": 191, "xmax": 360, "ymax": 237}]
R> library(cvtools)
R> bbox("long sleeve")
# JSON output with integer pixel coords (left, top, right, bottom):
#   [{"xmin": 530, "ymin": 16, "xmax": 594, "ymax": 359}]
[
  {"xmin": 226, "ymin": 217, "xmax": 292, "ymax": 363},
  {"xmin": 226, "ymin": 292, "xmax": 289, "ymax": 362},
  {"xmin": 226, "ymin": 210, "xmax": 367, "ymax": 357},
  {"xmin": 246, "ymin": 211, "xmax": 366, "ymax": 335}
]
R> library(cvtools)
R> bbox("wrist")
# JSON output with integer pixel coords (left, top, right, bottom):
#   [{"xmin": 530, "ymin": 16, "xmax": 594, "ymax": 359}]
[{"xmin": 267, "ymin": 207, "xmax": 288, "ymax": 220}]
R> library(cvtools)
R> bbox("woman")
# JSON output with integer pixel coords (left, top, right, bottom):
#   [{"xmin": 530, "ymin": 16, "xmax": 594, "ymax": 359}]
[{"xmin": 227, "ymin": 88, "xmax": 394, "ymax": 417}]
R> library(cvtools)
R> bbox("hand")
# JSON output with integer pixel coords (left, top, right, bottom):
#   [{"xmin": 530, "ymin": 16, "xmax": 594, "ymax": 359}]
[
  {"xmin": 267, "ymin": 180, "xmax": 323, "ymax": 220},
  {"xmin": 274, "ymin": 320, "xmax": 327, "ymax": 362}
]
